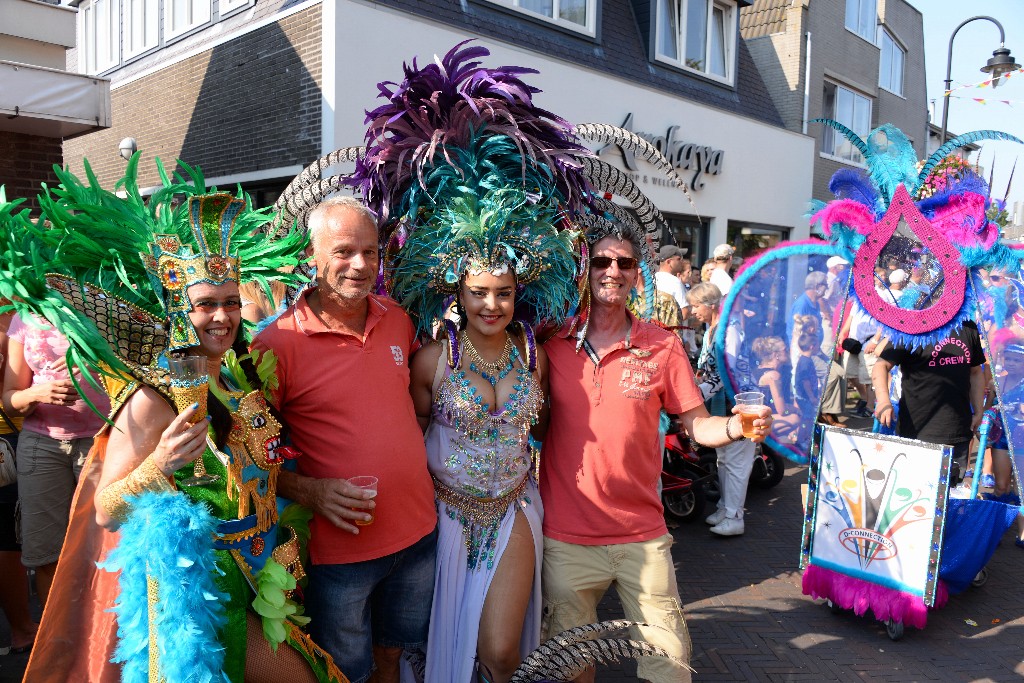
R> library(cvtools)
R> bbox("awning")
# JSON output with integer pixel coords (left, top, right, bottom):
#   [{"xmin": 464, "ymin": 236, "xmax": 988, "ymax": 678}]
[{"xmin": 0, "ymin": 60, "xmax": 111, "ymax": 138}]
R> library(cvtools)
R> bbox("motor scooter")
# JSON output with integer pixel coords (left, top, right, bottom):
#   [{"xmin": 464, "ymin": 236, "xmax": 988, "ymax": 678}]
[{"xmin": 661, "ymin": 429, "xmax": 715, "ymax": 522}]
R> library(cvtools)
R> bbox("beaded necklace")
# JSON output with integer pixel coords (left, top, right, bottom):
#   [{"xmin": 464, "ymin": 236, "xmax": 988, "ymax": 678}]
[
  {"xmin": 435, "ymin": 336, "xmax": 541, "ymax": 441},
  {"xmin": 461, "ymin": 331, "xmax": 513, "ymax": 386}
]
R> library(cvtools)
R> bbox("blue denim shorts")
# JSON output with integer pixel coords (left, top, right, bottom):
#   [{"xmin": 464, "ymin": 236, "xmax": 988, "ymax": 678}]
[{"xmin": 306, "ymin": 527, "xmax": 437, "ymax": 683}]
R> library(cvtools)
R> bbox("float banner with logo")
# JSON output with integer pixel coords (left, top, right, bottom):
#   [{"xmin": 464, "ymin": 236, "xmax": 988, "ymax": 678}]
[{"xmin": 801, "ymin": 426, "xmax": 952, "ymax": 612}]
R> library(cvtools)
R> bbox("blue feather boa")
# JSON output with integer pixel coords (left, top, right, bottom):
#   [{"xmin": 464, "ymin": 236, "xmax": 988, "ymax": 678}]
[{"xmin": 99, "ymin": 491, "xmax": 231, "ymax": 683}]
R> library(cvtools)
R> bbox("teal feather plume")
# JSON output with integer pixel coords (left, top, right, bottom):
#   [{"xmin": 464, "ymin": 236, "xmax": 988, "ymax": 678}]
[
  {"xmin": 401, "ymin": 130, "xmax": 564, "ymax": 226},
  {"xmin": 865, "ymin": 124, "xmax": 920, "ymax": 201},
  {"xmin": 918, "ymin": 130, "xmax": 1024, "ymax": 188},
  {"xmin": 810, "ymin": 118, "xmax": 870, "ymax": 161},
  {"xmin": 391, "ymin": 184, "xmax": 578, "ymax": 336},
  {"xmin": 98, "ymin": 491, "xmax": 230, "ymax": 683}
]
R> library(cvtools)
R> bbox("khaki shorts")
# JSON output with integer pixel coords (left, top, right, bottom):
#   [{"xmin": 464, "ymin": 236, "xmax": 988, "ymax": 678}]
[
  {"xmin": 843, "ymin": 349, "xmax": 877, "ymax": 384},
  {"xmin": 541, "ymin": 534, "xmax": 692, "ymax": 683},
  {"xmin": 16, "ymin": 430, "xmax": 90, "ymax": 567}
]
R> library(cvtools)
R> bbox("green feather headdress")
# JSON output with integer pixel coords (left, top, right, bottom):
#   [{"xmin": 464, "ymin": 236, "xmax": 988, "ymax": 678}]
[{"xmin": 0, "ymin": 156, "xmax": 308, "ymax": 405}]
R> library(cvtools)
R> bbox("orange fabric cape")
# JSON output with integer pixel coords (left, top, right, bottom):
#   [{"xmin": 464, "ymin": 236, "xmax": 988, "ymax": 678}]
[{"xmin": 23, "ymin": 432, "xmax": 122, "ymax": 683}]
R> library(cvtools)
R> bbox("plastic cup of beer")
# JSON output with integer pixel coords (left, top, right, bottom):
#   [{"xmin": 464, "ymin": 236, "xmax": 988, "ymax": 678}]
[
  {"xmin": 348, "ymin": 476, "xmax": 378, "ymax": 526},
  {"xmin": 734, "ymin": 391, "xmax": 765, "ymax": 439}
]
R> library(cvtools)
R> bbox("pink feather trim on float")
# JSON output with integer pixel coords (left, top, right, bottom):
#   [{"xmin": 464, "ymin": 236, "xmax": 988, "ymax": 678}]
[
  {"xmin": 802, "ymin": 564, "xmax": 949, "ymax": 630},
  {"xmin": 929, "ymin": 191, "xmax": 998, "ymax": 250},
  {"xmin": 810, "ymin": 199, "xmax": 875, "ymax": 236}
]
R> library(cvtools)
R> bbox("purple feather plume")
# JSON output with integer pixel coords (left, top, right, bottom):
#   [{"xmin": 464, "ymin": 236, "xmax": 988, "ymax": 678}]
[{"xmin": 346, "ymin": 40, "xmax": 592, "ymax": 223}]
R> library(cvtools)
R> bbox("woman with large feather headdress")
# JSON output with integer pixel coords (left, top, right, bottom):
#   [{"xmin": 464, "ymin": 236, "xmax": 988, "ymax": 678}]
[
  {"xmin": 348, "ymin": 43, "xmax": 583, "ymax": 683},
  {"xmin": 261, "ymin": 36, "xmax": 729, "ymax": 682},
  {"xmin": 3, "ymin": 159, "xmax": 347, "ymax": 683}
]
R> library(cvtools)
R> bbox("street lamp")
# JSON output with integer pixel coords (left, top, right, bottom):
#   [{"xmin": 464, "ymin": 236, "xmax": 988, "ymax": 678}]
[
  {"xmin": 940, "ymin": 16, "xmax": 1019, "ymax": 145},
  {"xmin": 117, "ymin": 137, "xmax": 137, "ymax": 161}
]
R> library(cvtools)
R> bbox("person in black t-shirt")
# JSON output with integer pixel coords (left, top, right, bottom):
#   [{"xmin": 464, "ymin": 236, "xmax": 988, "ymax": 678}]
[{"xmin": 872, "ymin": 321, "xmax": 986, "ymax": 479}]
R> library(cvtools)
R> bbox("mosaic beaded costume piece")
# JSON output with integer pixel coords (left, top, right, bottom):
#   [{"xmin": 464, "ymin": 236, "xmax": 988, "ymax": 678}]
[{"xmin": 431, "ymin": 335, "xmax": 542, "ymax": 571}]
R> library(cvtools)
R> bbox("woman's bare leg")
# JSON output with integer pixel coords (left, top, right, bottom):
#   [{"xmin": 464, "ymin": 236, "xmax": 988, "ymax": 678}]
[
  {"xmin": 244, "ymin": 611, "xmax": 319, "ymax": 683},
  {"xmin": 477, "ymin": 510, "xmax": 535, "ymax": 683},
  {"xmin": 990, "ymin": 449, "xmax": 1012, "ymax": 496}
]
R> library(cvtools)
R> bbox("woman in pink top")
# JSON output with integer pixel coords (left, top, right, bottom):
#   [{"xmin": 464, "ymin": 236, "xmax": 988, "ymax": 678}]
[
  {"xmin": 1, "ymin": 313, "xmax": 109, "ymax": 608},
  {"xmin": 0, "ymin": 307, "xmax": 38, "ymax": 654}
]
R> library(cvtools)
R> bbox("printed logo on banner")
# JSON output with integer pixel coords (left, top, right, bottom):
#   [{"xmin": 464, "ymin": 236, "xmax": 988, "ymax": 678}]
[{"xmin": 809, "ymin": 429, "xmax": 946, "ymax": 597}]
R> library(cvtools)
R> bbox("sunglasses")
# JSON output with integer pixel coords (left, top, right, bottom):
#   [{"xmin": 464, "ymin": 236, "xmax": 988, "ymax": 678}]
[
  {"xmin": 591, "ymin": 256, "xmax": 638, "ymax": 270},
  {"xmin": 192, "ymin": 299, "xmax": 242, "ymax": 312}
]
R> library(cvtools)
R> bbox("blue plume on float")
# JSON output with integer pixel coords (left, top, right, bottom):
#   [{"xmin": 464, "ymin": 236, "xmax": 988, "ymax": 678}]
[
  {"xmin": 864, "ymin": 124, "xmax": 920, "ymax": 202},
  {"xmin": 828, "ymin": 169, "xmax": 879, "ymax": 213},
  {"xmin": 99, "ymin": 492, "xmax": 230, "ymax": 683},
  {"xmin": 991, "ymin": 284, "xmax": 1013, "ymax": 328},
  {"xmin": 831, "ymin": 226, "xmax": 867, "ymax": 255},
  {"xmin": 918, "ymin": 130, "xmax": 1024, "ymax": 186},
  {"xmin": 960, "ymin": 243, "xmax": 1024, "ymax": 273},
  {"xmin": 810, "ymin": 118, "xmax": 869, "ymax": 161}
]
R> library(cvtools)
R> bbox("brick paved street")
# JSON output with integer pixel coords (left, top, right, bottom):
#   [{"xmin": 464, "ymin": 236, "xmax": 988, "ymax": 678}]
[
  {"xmin": 596, "ymin": 437, "xmax": 1024, "ymax": 683},
  {"xmin": 4, "ymin": 419, "xmax": 1022, "ymax": 683}
]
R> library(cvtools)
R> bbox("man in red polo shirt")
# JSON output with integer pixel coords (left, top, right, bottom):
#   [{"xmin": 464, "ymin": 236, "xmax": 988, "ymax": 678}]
[
  {"xmin": 253, "ymin": 197, "xmax": 436, "ymax": 683},
  {"xmin": 540, "ymin": 232, "xmax": 771, "ymax": 683}
]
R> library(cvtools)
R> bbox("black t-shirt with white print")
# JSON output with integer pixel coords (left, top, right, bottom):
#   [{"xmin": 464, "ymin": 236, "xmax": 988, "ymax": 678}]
[{"xmin": 879, "ymin": 321, "xmax": 985, "ymax": 445}]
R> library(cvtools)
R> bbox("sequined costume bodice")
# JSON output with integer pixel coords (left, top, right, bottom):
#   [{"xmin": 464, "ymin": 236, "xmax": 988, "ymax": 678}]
[{"xmin": 427, "ymin": 351, "xmax": 541, "ymax": 498}]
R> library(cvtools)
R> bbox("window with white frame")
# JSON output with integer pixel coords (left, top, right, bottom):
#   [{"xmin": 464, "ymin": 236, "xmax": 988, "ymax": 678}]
[
  {"xmin": 845, "ymin": 0, "xmax": 876, "ymax": 42},
  {"xmin": 219, "ymin": 0, "xmax": 254, "ymax": 17},
  {"xmin": 123, "ymin": 0, "xmax": 159, "ymax": 59},
  {"xmin": 879, "ymin": 29, "xmax": 905, "ymax": 96},
  {"xmin": 822, "ymin": 82, "xmax": 872, "ymax": 164},
  {"xmin": 655, "ymin": 0, "xmax": 736, "ymax": 82},
  {"xmin": 165, "ymin": 0, "xmax": 212, "ymax": 41},
  {"xmin": 488, "ymin": 0, "xmax": 595, "ymax": 34},
  {"xmin": 80, "ymin": 0, "xmax": 120, "ymax": 74}
]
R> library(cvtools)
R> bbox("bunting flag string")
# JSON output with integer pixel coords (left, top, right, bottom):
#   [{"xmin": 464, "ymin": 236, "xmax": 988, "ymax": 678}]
[
  {"xmin": 946, "ymin": 94, "xmax": 1020, "ymax": 106},
  {"xmin": 943, "ymin": 67, "xmax": 1024, "ymax": 96}
]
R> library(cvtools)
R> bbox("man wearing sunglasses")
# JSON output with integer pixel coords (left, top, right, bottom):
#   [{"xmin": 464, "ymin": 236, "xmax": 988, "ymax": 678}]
[{"xmin": 539, "ymin": 231, "xmax": 772, "ymax": 683}]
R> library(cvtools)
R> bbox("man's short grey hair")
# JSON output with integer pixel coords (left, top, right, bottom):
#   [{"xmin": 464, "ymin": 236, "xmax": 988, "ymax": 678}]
[
  {"xmin": 587, "ymin": 231, "xmax": 640, "ymax": 260},
  {"xmin": 805, "ymin": 271, "xmax": 827, "ymax": 290},
  {"xmin": 307, "ymin": 196, "xmax": 377, "ymax": 251}
]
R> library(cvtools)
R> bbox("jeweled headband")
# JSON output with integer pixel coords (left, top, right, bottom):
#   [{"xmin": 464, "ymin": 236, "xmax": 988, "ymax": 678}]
[{"xmin": 143, "ymin": 194, "xmax": 244, "ymax": 350}]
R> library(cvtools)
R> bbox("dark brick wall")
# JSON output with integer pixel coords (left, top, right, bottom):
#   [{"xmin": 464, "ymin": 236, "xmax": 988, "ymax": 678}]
[
  {"xmin": 0, "ymin": 133, "xmax": 63, "ymax": 213},
  {"xmin": 63, "ymin": 5, "xmax": 322, "ymax": 192}
]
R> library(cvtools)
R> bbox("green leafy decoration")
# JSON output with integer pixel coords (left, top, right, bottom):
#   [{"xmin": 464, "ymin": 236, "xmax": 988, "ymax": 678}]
[{"xmin": 251, "ymin": 557, "xmax": 311, "ymax": 651}]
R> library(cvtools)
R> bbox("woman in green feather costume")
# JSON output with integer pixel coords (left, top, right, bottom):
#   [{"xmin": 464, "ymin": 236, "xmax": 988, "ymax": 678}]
[{"xmin": 4, "ymin": 159, "xmax": 347, "ymax": 683}]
